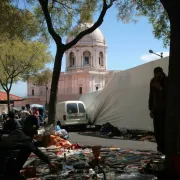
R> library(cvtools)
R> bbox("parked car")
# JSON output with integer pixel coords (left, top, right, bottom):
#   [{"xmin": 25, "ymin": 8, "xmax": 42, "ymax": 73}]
[{"xmin": 55, "ymin": 101, "xmax": 88, "ymax": 129}]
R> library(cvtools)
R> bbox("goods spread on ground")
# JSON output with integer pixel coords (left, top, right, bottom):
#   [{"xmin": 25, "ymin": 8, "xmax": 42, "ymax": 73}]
[
  {"xmin": 79, "ymin": 123, "xmax": 155, "ymax": 143},
  {"xmin": 20, "ymin": 134, "xmax": 164, "ymax": 180},
  {"xmin": 79, "ymin": 131, "xmax": 155, "ymax": 142}
]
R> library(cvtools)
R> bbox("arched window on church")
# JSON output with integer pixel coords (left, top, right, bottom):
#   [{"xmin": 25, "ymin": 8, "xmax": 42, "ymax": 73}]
[
  {"xmin": 99, "ymin": 52, "xmax": 103, "ymax": 66},
  {"xmin": 83, "ymin": 51, "xmax": 91, "ymax": 66},
  {"xmin": 69, "ymin": 52, "xmax": 75, "ymax": 67}
]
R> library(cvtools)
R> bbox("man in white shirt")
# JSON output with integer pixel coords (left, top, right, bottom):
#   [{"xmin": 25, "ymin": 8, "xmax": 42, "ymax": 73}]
[{"xmin": 20, "ymin": 106, "xmax": 30, "ymax": 126}]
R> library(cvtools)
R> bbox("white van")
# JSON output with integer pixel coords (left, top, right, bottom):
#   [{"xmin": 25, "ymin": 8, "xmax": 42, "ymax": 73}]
[{"xmin": 56, "ymin": 101, "xmax": 88, "ymax": 128}]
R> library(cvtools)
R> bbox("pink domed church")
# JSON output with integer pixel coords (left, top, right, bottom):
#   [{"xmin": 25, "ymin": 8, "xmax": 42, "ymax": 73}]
[{"xmin": 25, "ymin": 23, "xmax": 114, "ymax": 106}]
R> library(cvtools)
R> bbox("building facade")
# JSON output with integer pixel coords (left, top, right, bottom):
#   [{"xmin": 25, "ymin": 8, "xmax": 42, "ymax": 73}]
[{"xmin": 26, "ymin": 23, "xmax": 114, "ymax": 106}]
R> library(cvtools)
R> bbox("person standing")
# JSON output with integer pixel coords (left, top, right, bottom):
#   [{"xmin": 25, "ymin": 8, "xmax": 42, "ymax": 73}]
[
  {"xmin": 33, "ymin": 107, "xmax": 40, "ymax": 128},
  {"xmin": 20, "ymin": 106, "xmax": 30, "ymax": 127},
  {"xmin": 26, "ymin": 104, "xmax": 33, "ymax": 115},
  {"xmin": 3, "ymin": 111, "xmax": 22, "ymax": 133},
  {"xmin": 149, "ymin": 67, "xmax": 168, "ymax": 154},
  {"xmin": 24, "ymin": 115, "xmax": 40, "ymax": 130},
  {"xmin": 20, "ymin": 107, "xmax": 30, "ymax": 119},
  {"xmin": 33, "ymin": 107, "xmax": 39, "ymax": 118}
]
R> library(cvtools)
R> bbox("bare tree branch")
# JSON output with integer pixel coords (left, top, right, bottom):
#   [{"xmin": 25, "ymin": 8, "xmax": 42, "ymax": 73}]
[
  {"xmin": 53, "ymin": 0, "xmax": 76, "ymax": 11},
  {"xmin": 13, "ymin": 64, "xmax": 31, "ymax": 78},
  {"xmin": 65, "ymin": 0, "xmax": 114, "ymax": 50},
  {"xmin": 0, "ymin": 79, "xmax": 8, "ymax": 92},
  {"xmin": 0, "ymin": 56, "xmax": 20, "ymax": 82},
  {"xmin": 108, "ymin": 0, "xmax": 116, "ymax": 8},
  {"xmin": 53, "ymin": 2, "xmax": 76, "ymax": 22},
  {"xmin": 0, "ymin": 58, "xmax": 12, "ymax": 88},
  {"xmin": 0, "ymin": 56, "xmax": 11, "ymax": 77},
  {"xmin": 38, "ymin": 0, "xmax": 62, "ymax": 44},
  {"xmin": 8, "ymin": 76, "xmax": 14, "ymax": 92}
]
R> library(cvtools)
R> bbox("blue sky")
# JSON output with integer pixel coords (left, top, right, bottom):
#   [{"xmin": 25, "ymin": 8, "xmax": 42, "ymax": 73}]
[{"xmin": 10, "ymin": 6, "xmax": 169, "ymax": 96}]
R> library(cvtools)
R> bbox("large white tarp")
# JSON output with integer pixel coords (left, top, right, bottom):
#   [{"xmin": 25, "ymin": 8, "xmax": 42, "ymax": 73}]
[
  {"xmin": 80, "ymin": 57, "xmax": 169, "ymax": 131},
  {"xmin": 80, "ymin": 90, "xmax": 102, "ymax": 108}
]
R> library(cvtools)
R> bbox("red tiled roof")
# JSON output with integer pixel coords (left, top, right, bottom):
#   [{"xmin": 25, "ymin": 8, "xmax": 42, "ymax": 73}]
[{"xmin": 0, "ymin": 91, "xmax": 23, "ymax": 101}]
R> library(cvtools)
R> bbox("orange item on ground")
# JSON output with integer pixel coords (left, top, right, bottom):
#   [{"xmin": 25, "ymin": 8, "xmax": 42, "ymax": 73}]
[{"xmin": 49, "ymin": 135, "xmax": 72, "ymax": 148}]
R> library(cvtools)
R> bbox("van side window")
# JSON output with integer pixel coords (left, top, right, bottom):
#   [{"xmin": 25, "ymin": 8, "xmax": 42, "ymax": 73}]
[
  {"xmin": 67, "ymin": 103, "xmax": 78, "ymax": 114},
  {"xmin": 78, "ymin": 103, "xmax": 85, "ymax": 113}
]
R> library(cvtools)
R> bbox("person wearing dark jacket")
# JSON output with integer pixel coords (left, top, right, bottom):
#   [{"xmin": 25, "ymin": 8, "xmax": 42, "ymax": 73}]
[
  {"xmin": 3, "ymin": 111, "xmax": 22, "ymax": 133},
  {"xmin": 0, "ymin": 116, "xmax": 57, "ymax": 179},
  {"xmin": 149, "ymin": 67, "xmax": 168, "ymax": 154},
  {"xmin": 23, "ymin": 115, "xmax": 39, "ymax": 131}
]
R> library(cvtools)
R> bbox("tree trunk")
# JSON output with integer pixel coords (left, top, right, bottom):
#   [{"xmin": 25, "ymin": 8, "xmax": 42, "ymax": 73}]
[
  {"xmin": 161, "ymin": 0, "xmax": 180, "ymax": 177},
  {"xmin": 48, "ymin": 45, "xmax": 65, "ymax": 125},
  {"xmin": 7, "ymin": 90, "xmax": 11, "ymax": 113},
  {"xmin": 166, "ymin": 8, "xmax": 180, "ymax": 156}
]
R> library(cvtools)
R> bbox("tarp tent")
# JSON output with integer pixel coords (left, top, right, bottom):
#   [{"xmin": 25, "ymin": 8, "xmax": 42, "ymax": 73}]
[
  {"xmin": 80, "ymin": 57, "xmax": 169, "ymax": 131},
  {"xmin": 80, "ymin": 90, "xmax": 102, "ymax": 108}
]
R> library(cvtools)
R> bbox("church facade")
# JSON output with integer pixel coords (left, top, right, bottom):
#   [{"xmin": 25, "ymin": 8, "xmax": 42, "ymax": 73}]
[{"xmin": 25, "ymin": 23, "xmax": 114, "ymax": 106}]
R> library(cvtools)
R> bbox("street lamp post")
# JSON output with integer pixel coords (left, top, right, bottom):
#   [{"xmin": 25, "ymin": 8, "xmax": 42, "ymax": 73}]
[{"xmin": 149, "ymin": 49, "xmax": 163, "ymax": 58}]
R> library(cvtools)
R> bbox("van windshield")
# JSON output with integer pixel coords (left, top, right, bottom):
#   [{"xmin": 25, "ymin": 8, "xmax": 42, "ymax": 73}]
[
  {"xmin": 67, "ymin": 103, "xmax": 78, "ymax": 114},
  {"xmin": 78, "ymin": 103, "xmax": 85, "ymax": 113}
]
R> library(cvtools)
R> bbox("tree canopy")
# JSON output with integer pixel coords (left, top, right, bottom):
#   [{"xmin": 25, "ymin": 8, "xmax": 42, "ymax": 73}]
[
  {"xmin": 29, "ymin": 0, "xmax": 101, "ymax": 42},
  {"xmin": 0, "ymin": 37, "xmax": 52, "ymax": 89},
  {"xmin": 115, "ymin": 0, "xmax": 170, "ymax": 47},
  {"xmin": 4, "ymin": 0, "xmax": 170, "ymax": 47},
  {"xmin": 29, "ymin": 68, "xmax": 52, "ymax": 85},
  {"xmin": 0, "ymin": 0, "xmax": 40, "ymax": 40},
  {"xmin": 2, "ymin": 0, "xmax": 103, "ymax": 42},
  {"xmin": 0, "ymin": 37, "xmax": 52, "ymax": 111}
]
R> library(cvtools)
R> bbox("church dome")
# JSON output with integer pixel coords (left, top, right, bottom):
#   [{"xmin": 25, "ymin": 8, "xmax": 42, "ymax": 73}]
[{"xmin": 67, "ymin": 23, "xmax": 106, "ymax": 46}]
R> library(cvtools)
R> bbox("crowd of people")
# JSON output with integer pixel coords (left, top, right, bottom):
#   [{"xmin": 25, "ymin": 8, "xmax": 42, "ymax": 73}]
[
  {"xmin": 1, "ymin": 104, "xmax": 46, "ymax": 128},
  {"xmin": 0, "ymin": 104, "xmax": 60, "ymax": 179}
]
